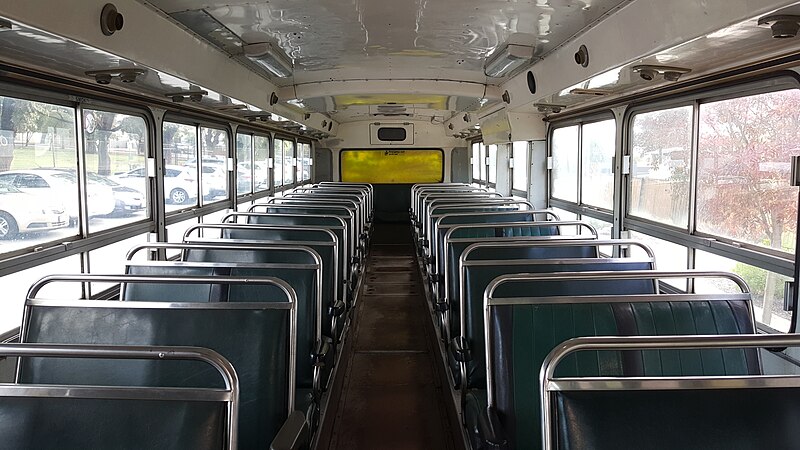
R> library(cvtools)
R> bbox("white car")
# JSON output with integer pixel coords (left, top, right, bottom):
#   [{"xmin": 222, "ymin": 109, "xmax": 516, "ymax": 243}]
[
  {"xmin": 200, "ymin": 164, "xmax": 228, "ymax": 199},
  {"xmin": 88, "ymin": 173, "xmax": 146, "ymax": 216},
  {"xmin": 0, "ymin": 183, "xmax": 68, "ymax": 239},
  {"xmin": 112, "ymin": 165, "xmax": 210, "ymax": 205},
  {"xmin": 0, "ymin": 169, "xmax": 115, "ymax": 223},
  {"xmin": 239, "ymin": 161, "xmax": 270, "ymax": 187}
]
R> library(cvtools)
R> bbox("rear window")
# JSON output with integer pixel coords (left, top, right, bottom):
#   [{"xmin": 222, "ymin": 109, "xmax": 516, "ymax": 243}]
[{"xmin": 340, "ymin": 149, "xmax": 443, "ymax": 183}]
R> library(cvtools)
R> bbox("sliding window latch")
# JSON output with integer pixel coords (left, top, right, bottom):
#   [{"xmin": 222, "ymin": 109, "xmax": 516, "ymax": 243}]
[{"xmin": 546, "ymin": 156, "xmax": 553, "ymax": 170}]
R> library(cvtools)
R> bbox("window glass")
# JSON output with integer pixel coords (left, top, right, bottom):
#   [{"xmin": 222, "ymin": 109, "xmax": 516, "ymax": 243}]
[
  {"xmin": 472, "ymin": 142, "xmax": 481, "ymax": 180},
  {"xmin": 479, "ymin": 144, "xmax": 487, "ymax": 182},
  {"xmin": 512, "ymin": 141, "xmax": 529, "ymax": 192},
  {"xmin": 0, "ymin": 96, "xmax": 76, "ymax": 252},
  {"xmin": 297, "ymin": 142, "xmax": 311, "ymax": 182},
  {"xmin": 254, "ymin": 135, "xmax": 270, "ymax": 191},
  {"xmin": 580, "ymin": 215, "xmax": 613, "ymax": 256},
  {"xmin": 341, "ymin": 149, "xmax": 443, "ymax": 183},
  {"xmin": 167, "ymin": 217, "xmax": 199, "ymax": 244},
  {"xmin": 581, "ymin": 119, "xmax": 615, "ymax": 209},
  {"xmin": 236, "ymin": 133, "xmax": 253, "ymax": 196},
  {"xmin": 695, "ymin": 250, "xmax": 791, "ymax": 332},
  {"xmin": 629, "ymin": 231, "xmax": 688, "ymax": 290},
  {"xmin": 551, "ymin": 125, "xmax": 579, "ymax": 202},
  {"xmin": 273, "ymin": 138, "xmax": 284, "ymax": 187},
  {"xmin": 488, "ymin": 144, "xmax": 497, "ymax": 184},
  {"xmin": 282, "ymin": 139, "xmax": 294, "ymax": 186},
  {"xmin": 549, "ymin": 207, "xmax": 578, "ymax": 222},
  {"xmin": 0, "ymin": 255, "xmax": 81, "ymax": 332},
  {"xmin": 162, "ymin": 122, "xmax": 198, "ymax": 212},
  {"xmin": 548, "ymin": 207, "xmax": 579, "ymax": 234},
  {"xmin": 202, "ymin": 209, "xmax": 230, "ymax": 224},
  {"xmin": 581, "ymin": 216, "xmax": 612, "ymax": 240},
  {"xmin": 87, "ymin": 233, "xmax": 148, "ymax": 295},
  {"xmin": 84, "ymin": 110, "xmax": 147, "ymax": 232},
  {"xmin": 629, "ymin": 106, "xmax": 692, "ymax": 228},
  {"xmin": 200, "ymin": 127, "xmax": 228, "ymax": 203},
  {"xmin": 696, "ymin": 90, "xmax": 800, "ymax": 254}
]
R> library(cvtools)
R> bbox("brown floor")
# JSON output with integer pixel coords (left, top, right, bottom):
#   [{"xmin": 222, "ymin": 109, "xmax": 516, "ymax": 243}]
[{"xmin": 321, "ymin": 224, "xmax": 463, "ymax": 449}]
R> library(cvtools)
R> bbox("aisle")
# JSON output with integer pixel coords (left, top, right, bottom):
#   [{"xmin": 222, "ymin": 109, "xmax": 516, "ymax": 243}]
[{"xmin": 320, "ymin": 223, "xmax": 463, "ymax": 449}]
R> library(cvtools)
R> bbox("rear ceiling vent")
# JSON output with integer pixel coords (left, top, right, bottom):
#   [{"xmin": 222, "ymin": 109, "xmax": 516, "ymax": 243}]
[{"xmin": 370, "ymin": 104, "xmax": 414, "ymax": 117}]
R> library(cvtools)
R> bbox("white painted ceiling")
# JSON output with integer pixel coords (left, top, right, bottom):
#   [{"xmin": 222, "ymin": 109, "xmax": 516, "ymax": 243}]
[
  {"xmin": 0, "ymin": 0, "xmax": 799, "ymax": 135},
  {"xmin": 145, "ymin": 0, "xmax": 628, "ymax": 82}
]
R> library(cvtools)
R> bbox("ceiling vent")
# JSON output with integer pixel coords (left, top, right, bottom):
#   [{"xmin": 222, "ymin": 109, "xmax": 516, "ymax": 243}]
[{"xmin": 371, "ymin": 104, "xmax": 413, "ymax": 117}]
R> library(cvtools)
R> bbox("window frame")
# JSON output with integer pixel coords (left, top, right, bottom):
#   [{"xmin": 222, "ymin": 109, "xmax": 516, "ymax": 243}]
[
  {"xmin": 234, "ymin": 129, "xmax": 273, "ymax": 205},
  {"xmin": 547, "ymin": 112, "xmax": 617, "ymax": 226},
  {"xmin": 510, "ymin": 140, "xmax": 530, "ymax": 198},
  {"xmin": 620, "ymin": 74, "xmax": 800, "ymax": 332}
]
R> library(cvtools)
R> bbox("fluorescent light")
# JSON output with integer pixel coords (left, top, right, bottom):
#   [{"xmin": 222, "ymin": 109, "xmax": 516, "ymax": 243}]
[
  {"xmin": 243, "ymin": 42, "xmax": 293, "ymax": 78},
  {"xmin": 484, "ymin": 44, "xmax": 534, "ymax": 77}
]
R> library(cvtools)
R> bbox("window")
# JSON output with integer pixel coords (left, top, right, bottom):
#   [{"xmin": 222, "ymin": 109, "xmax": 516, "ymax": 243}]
[
  {"xmin": 629, "ymin": 106, "xmax": 692, "ymax": 228},
  {"xmin": 629, "ymin": 231, "xmax": 688, "ymax": 290},
  {"xmin": 580, "ymin": 120, "xmax": 615, "ymax": 209},
  {"xmin": 236, "ymin": 133, "xmax": 253, "ymax": 195},
  {"xmin": 253, "ymin": 135, "xmax": 270, "ymax": 191},
  {"xmin": 551, "ymin": 120, "xmax": 615, "ymax": 207},
  {"xmin": 0, "ymin": 255, "xmax": 81, "ymax": 332},
  {"xmin": 162, "ymin": 122, "xmax": 198, "ymax": 211},
  {"xmin": 472, "ymin": 142, "xmax": 481, "ymax": 181},
  {"xmin": 488, "ymin": 144, "xmax": 497, "ymax": 184},
  {"xmin": 550, "ymin": 125, "xmax": 579, "ymax": 202},
  {"xmin": 282, "ymin": 139, "xmax": 295, "ymax": 186},
  {"xmin": 0, "ymin": 95, "xmax": 77, "ymax": 252},
  {"xmin": 297, "ymin": 142, "xmax": 311, "ymax": 182},
  {"xmin": 696, "ymin": 90, "xmax": 800, "ymax": 254},
  {"xmin": 695, "ymin": 250, "xmax": 791, "ymax": 332},
  {"xmin": 512, "ymin": 141, "xmax": 529, "ymax": 193},
  {"xmin": 479, "ymin": 144, "xmax": 487, "ymax": 182},
  {"xmin": 273, "ymin": 138, "xmax": 285, "ymax": 187},
  {"xmin": 84, "ymin": 109, "xmax": 148, "ymax": 232},
  {"xmin": 340, "ymin": 149, "xmax": 443, "ymax": 183},
  {"xmin": 200, "ymin": 127, "xmax": 228, "ymax": 203}
]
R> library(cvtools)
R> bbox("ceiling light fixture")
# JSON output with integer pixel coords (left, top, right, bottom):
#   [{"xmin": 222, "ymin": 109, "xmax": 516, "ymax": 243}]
[
  {"xmin": 758, "ymin": 14, "xmax": 800, "ymax": 38},
  {"xmin": 85, "ymin": 68, "xmax": 146, "ymax": 84},
  {"xmin": 243, "ymin": 42, "xmax": 293, "ymax": 78},
  {"xmin": 569, "ymin": 88, "xmax": 613, "ymax": 96},
  {"xmin": 632, "ymin": 64, "xmax": 691, "ymax": 82},
  {"xmin": 165, "ymin": 89, "xmax": 208, "ymax": 102},
  {"xmin": 484, "ymin": 43, "xmax": 534, "ymax": 77},
  {"xmin": 534, "ymin": 103, "xmax": 566, "ymax": 114}
]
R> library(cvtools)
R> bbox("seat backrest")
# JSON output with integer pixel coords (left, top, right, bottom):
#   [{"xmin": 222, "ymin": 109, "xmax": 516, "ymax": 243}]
[
  {"xmin": 186, "ymin": 236, "xmax": 341, "ymax": 340},
  {"xmin": 238, "ymin": 213, "xmax": 352, "ymax": 275},
  {"xmin": 1, "ymin": 344, "xmax": 235, "ymax": 450},
  {"xmin": 443, "ymin": 233, "xmax": 591, "ymax": 303},
  {"xmin": 430, "ymin": 213, "xmax": 540, "ymax": 272},
  {"xmin": 459, "ymin": 259, "xmax": 656, "ymax": 391},
  {"xmin": 123, "ymin": 261, "xmax": 320, "ymax": 393},
  {"xmin": 548, "ymin": 336, "xmax": 792, "ymax": 450},
  {"xmin": 19, "ymin": 294, "xmax": 293, "ymax": 450},
  {"xmin": 123, "ymin": 264, "xmax": 226, "ymax": 302},
  {"xmin": 186, "ymin": 224, "xmax": 341, "ymax": 304},
  {"xmin": 486, "ymin": 282, "xmax": 757, "ymax": 449},
  {"xmin": 434, "ymin": 219, "xmax": 566, "ymax": 280},
  {"xmin": 553, "ymin": 386, "xmax": 800, "ymax": 450}
]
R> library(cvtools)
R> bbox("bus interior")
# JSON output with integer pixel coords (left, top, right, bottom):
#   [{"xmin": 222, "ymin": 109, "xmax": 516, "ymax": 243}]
[{"xmin": 1, "ymin": 1, "xmax": 800, "ymax": 448}]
